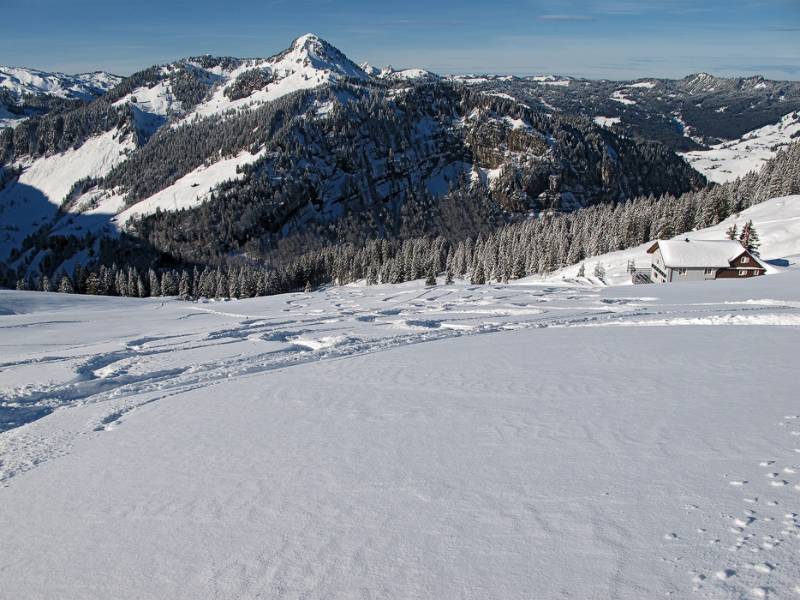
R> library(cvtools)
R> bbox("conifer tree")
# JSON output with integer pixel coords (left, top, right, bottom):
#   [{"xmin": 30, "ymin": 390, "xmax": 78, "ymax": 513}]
[
  {"xmin": 148, "ymin": 269, "xmax": 160, "ymax": 297},
  {"xmin": 85, "ymin": 272, "xmax": 102, "ymax": 295},
  {"xmin": 137, "ymin": 274, "xmax": 147, "ymax": 298},
  {"xmin": 228, "ymin": 267, "xmax": 239, "ymax": 298},
  {"xmin": 739, "ymin": 220, "xmax": 761, "ymax": 255},
  {"xmin": 255, "ymin": 272, "xmax": 267, "ymax": 296},
  {"xmin": 161, "ymin": 271, "xmax": 177, "ymax": 296},
  {"xmin": 425, "ymin": 264, "xmax": 437, "ymax": 286},
  {"xmin": 57, "ymin": 275, "xmax": 74, "ymax": 294},
  {"xmin": 593, "ymin": 262, "xmax": 606, "ymax": 281},
  {"xmin": 179, "ymin": 271, "xmax": 191, "ymax": 298},
  {"xmin": 215, "ymin": 272, "xmax": 228, "ymax": 299},
  {"xmin": 470, "ymin": 262, "xmax": 486, "ymax": 285}
]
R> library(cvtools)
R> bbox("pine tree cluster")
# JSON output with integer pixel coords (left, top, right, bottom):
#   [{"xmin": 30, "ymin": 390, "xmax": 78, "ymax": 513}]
[{"xmin": 17, "ymin": 140, "xmax": 798, "ymax": 298}]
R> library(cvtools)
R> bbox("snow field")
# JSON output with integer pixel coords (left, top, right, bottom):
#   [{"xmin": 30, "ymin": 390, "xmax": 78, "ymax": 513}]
[{"xmin": 1, "ymin": 267, "xmax": 800, "ymax": 597}]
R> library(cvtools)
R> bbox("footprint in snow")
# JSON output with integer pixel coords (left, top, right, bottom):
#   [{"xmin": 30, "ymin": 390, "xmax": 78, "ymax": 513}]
[
  {"xmin": 715, "ymin": 569, "xmax": 736, "ymax": 580},
  {"xmin": 750, "ymin": 562, "xmax": 775, "ymax": 574},
  {"xmin": 690, "ymin": 572, "xmax": 706, "ymax": 590},
  {"xmin": 734, "ymin": 516, "xmax": 755, "ymax": 528}
]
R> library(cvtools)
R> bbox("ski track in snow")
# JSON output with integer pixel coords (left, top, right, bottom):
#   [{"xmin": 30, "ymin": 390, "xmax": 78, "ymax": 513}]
[
  {"xmin": 1, "ymin": 275, "xmax": 799, "ymax": 598},
  {"xmin": 2, "ymin": 282, "xmax": 800, "ymax": 483}
]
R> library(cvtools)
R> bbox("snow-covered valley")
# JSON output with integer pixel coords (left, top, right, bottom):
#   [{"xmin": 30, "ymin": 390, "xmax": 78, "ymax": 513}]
[
  {"xmin": 681, "ymin": 111, "xmax": 800, "ymax": 184},
  {"xmin": 2, "ymin": 268, "xmax": 800, "ymax": 598}
]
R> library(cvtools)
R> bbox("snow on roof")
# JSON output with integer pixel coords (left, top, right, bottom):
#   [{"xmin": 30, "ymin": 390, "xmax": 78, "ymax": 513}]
[{"xmin": 649, "ymin": 239, "xmax": 746, "ymax": 268}]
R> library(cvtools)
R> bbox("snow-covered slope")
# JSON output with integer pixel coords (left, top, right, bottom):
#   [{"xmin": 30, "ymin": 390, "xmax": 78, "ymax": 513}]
[
  {"xmin": 109, "ymin": 148, "xmax": 267, "ymax": 224},
  {"xmin": 681, "ymin": 111, "xmax": 800, "ymax": 183},
  {"xmin": 0, "ymin": 130, "xmax": 135, "ymax": 260},
  {"xmin": 593, "ymin": 115, "xmax": 621, "ymax": 128},
  {"xmin": 110, "ymin": 71, "xmax": 182, "ymax": 136},
  {"xmin": 540, "ymin": 195, "xmax": 800, "ymax": 286},
  {"xmin": 1, "ymin": 268, "xmax": 800, "ymax": 598}
]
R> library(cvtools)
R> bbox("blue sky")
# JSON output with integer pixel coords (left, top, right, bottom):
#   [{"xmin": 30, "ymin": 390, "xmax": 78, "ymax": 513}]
[{"xmin": 3, "ymin": 0, "xmax": 799, "ymax": 79}]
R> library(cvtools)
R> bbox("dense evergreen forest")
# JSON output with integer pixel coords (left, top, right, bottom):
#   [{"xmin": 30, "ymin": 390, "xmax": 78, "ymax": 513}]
[{"xmin": 15, "ymin": 142, "xmax": 799, "ymax": 297}]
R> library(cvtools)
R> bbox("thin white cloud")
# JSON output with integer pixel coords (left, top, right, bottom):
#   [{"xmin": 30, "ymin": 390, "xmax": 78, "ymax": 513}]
[{"xmin": 536, "ymin": 14, "xmax": 596, "ymax": 21}]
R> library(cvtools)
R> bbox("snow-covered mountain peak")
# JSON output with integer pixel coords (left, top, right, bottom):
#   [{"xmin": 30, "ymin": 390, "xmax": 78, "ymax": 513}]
[
  {"xmin": 360, "ymin": 62, "xmax": 381, "ymax": 77},
  {"xmin": 280, "ymin": 33, "xmax": 368, "ymax": 81},
  {"xmin": 290, "ymin": 33, "xmax": 326, "ymax": 52},
  {"xmin": 163, "ymin": 34, "xmax": 367, "ymax": 123}
]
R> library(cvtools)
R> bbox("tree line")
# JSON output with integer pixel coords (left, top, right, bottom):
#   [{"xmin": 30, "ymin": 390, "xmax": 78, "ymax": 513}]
[{"xmin": 15, "ymin": 140, "xmax": 799, "ymax": 297}]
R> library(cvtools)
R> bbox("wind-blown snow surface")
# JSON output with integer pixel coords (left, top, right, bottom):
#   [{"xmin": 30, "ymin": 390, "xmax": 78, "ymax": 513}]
[
  {"xmin": 681, "ymin": 111, "xmax": 800, "ymax": 183},
  {"xmin": 1, "ymin": 270, "xmax": 800, "ymax": 599}
]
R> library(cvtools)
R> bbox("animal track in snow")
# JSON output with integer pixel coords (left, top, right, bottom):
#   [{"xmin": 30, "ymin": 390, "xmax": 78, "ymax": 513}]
[{"xmin": 688, "ymin": 414, "xmax": 800, "ymax": 598}]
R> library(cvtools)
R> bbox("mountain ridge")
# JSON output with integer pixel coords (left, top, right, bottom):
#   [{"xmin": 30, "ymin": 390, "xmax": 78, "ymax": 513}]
[{"xmin": 3, "ymin": 32, "xmax": 797, "ymax": 285}]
